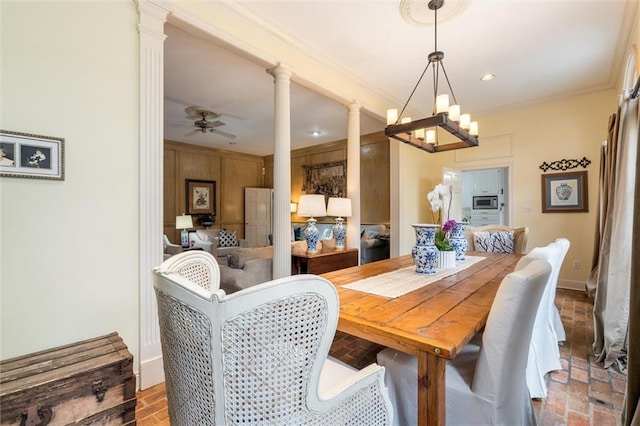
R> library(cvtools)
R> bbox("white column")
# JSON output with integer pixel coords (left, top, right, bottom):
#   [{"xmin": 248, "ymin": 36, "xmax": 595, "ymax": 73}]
[
  {"xmin": 137, "ymin": 0, "xmax": 169, "ymax": 390},
  {"xmin": 267, "ymin": 65, "xmax": 292, "ymax": 279},
  {"xmin": 346, "ymin": 102, "xmax": 361, "ymax": 260}
]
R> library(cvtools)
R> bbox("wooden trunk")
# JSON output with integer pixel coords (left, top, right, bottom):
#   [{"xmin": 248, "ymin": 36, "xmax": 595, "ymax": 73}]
[{"xmin": 0, "ymin": 332, "xmax": 136, "ymax": 425}]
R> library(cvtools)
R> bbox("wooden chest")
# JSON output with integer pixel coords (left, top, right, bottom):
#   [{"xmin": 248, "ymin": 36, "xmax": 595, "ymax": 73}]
[{"xmin": 0, "ymin": 332, "xmax": 136, "ymax": 425}]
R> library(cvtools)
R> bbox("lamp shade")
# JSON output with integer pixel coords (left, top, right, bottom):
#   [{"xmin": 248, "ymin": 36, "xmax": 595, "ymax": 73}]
[
  {"xmin": 327, "ymin": 197, "xmax": 352, "ymax": 218},
  {"xmin": 175, "ymin": 215, "xmax": 193, "ymax": 230},
  {"xmin": 297, "ymin": 194, "xmax": 326, "ymax": 218}
]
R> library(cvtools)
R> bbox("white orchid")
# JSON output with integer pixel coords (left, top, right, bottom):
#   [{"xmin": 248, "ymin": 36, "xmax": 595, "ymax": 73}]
[{"xmin": 427, "ymin": 183, "xmax": 451, "ymax": 224}]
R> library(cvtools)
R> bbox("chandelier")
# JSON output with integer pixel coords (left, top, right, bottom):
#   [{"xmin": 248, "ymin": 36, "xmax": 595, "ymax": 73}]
[{"xmin": 385, "ymin": 0, "xmax": 479, "ymax": 153}]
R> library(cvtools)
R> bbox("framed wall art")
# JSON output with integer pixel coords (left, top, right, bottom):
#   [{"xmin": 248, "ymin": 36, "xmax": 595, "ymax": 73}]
[
  {"xmin": 541, "ymin": 171, "xmax": 588, "ymax": 213},
  {"xmin": 185, "ymin": 179, "xmax": 216, "ymax": 216},
  {"xmin": 0, "ymin": 130, "xmax": 65, "ymax": 180},
  {"xmin": 302, "ymin": 160, "xmax": 347, "ymax": 199}
]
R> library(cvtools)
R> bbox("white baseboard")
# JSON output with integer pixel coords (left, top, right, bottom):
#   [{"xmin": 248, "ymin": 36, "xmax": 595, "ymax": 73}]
[
  {"xmin": 558, "ymin": 279, "xmax": 585, "ymax": 291},
  {"xmin": 139, "ymin": 355, "xmax": 165, "ymax": 390}
]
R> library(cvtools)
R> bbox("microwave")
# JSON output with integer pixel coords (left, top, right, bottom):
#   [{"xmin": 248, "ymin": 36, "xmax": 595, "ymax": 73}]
[{"xmin": 473, "ymin": 195, "xmax": 499, "ymax": 210}]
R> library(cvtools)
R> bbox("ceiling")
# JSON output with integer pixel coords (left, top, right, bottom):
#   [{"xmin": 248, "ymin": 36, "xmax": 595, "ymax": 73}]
[{"xmin": 164, "ymin": 0, "xmax": 636, "ymax": 157}]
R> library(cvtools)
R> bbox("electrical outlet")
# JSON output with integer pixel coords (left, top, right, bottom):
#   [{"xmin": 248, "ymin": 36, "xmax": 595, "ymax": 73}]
[{"xmin": 573, "ymin": 260, "xmax": 581, "ymax": 270}]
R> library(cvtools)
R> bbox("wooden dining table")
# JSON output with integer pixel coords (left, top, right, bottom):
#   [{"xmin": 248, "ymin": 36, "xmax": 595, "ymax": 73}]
[{"xmin": 320, "ymin": 251, "xmax": 522, "ymax": 426}]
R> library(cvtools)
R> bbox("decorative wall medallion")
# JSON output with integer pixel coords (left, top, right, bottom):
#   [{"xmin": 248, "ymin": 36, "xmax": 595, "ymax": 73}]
[{"xmin": 539, "ymin": 157, "xmax": 591, "ymax": 172}]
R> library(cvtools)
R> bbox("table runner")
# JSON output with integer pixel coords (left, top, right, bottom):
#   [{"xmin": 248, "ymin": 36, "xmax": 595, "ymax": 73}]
[{"xmin": 343, "ymin": 255, "xmax": 486, "ymax": 298}]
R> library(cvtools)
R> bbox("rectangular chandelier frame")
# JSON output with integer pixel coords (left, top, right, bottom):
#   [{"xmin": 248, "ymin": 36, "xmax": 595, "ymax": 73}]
[{"xmin": 384, "ymin": 113, "xmax": 479, "ymax": 153}]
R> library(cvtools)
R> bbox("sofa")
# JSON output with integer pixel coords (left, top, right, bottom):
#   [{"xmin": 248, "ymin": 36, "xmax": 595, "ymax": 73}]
[
  {"xmin": 188, "ymin": 228, "xmax": 248, "ymax": 260},
  {"xmin": 219, "ymin": 241, "xmax": 311, "ymax": 294},
  {"xmin": 360, "ymin": 224, "xmax": 390, "ymax": 264}
]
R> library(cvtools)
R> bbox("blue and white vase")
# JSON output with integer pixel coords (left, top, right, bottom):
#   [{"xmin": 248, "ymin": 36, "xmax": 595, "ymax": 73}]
[
  {"xmin": 304, "ymin": 218, "xmax": 321, "ymax": 254},
  {"xmin": 333, "ymin": 218, "xmax": 347, "ymax": 250},
  {"xmin": 411, "ymin": 224, "xmax": 439, "ymax": 275},
  {"xmin": 450, "ymin": 221, "xmax": 469, "ymax": 261}
]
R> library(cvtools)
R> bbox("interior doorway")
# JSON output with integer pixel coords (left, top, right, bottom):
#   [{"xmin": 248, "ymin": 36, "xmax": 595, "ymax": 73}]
[{"xmin": 445, "ymin": 166, "xmax": 510, "ymax": 226}]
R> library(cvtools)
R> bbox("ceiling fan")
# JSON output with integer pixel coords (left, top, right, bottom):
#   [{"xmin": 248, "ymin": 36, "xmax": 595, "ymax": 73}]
[{"xmin": 184, "ymin": 106, "xmax": 236, "ymax": 139}]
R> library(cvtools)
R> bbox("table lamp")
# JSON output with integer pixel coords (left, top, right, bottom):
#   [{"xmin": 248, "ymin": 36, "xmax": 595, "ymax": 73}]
[
  {"xmin": 175, "ymin": 214, "xmax": 193, "ymax": 248},
  {"xmin": 297, "ymin": 194, "xmax": 326, "ymax": 254},
  {"xmin": 327, "ymin": 197, "xmax": 352, "ymax": 250}
]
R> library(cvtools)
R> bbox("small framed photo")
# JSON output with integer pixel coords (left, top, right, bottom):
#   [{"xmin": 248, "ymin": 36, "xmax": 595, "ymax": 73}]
[
  {"xmin": 0, "ymin": 130, "xmax": 65, "ymax": 180},
  {"xmin": 185, "ymin": 179, "xmax": 216, "ymax": 216},
  {"xmin": 541, "ymin": 171, "xmax": 588, "ymax": 213}
]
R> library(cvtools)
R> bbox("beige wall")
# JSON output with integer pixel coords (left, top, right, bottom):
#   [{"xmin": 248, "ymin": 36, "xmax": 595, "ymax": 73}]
[
  {"xmin": 396, "ymin": 89, "xmax": 617, "ymax": 285},
  {"xmin": 1, "ymin": 2, "xmax": 139, "ymax": 360}
]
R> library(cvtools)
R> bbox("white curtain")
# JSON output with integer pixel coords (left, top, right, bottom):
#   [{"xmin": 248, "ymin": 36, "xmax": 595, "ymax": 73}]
[
  {"xmin": 593, "ymin": 82, "xmax": 640, "ymax": 372},
  {"xmin": 592, "ymin": 87, "xmax": 638, "ymax": 374}
]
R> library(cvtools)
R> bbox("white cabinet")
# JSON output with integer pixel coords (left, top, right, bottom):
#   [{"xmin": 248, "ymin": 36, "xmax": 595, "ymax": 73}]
[
  {"xmin": 472, "ymin": 169, "xmax": 502, "ymax": 195},
  {"xmin": 470, "ymin": 210, "xmax": 500, "ymax": 226}
]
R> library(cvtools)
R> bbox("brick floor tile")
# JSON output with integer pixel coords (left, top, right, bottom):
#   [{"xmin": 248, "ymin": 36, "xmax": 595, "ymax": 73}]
[
  {"xmin": 571, "ymin": 367, "xmax": 589, "ymax": 383},
  {"xmin": 551, "ymin": 369, "xmax": 569, "ymax": 384},
  {"xmin": 572, "ymin": 357, "xmax": 588, "ymax": 370},
  {"xmin": 590, "ymin": 365, "xmax": 609, "ymax": 382},
  {"xmin": 612, "ymin": 376, "xmax": 627, "ymax": 394},
  {"xmin": 592, "ymin": 405, "xmax": 617, "ymax": 426},
  {"xmin": 567, "ymin": 411, "xmax": 590, "ymax": 426}
]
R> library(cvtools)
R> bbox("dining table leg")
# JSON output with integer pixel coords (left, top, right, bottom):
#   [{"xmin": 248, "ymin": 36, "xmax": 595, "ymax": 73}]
[{"xmin": 417, "ymin": 350, "xmax": 446, "ymax": 426}]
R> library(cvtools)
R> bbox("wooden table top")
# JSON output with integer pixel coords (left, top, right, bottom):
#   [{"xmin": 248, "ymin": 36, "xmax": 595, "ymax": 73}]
[{"xmin": 321, "ymin": 252, "xmax": 522, "ymax": 359}]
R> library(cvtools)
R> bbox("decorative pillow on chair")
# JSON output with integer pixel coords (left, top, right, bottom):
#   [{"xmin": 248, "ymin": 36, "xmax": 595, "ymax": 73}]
[
  {"xmin": 474, "ymin": 231, "xmax": 515, "ymax": 253},
  {"xmin": 218, "ymin": 230, "xmax": 239, "ymax": 248}
]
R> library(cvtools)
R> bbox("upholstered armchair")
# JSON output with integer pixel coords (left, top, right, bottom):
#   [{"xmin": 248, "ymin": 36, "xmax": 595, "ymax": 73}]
[
  {"xmin": 163, "ymin": 234, "xmax": 183, "ymax": 260},
  {"xmin": 465, "ymin": 224, "xmax": 529, "ymax": 254},
  {"xmin": 188, "ymin": 229, "xmax": 248, "ymax": 259},
  {"xmin": 152, "ymin": 252, "xmax": 394, "ymax": 425}
]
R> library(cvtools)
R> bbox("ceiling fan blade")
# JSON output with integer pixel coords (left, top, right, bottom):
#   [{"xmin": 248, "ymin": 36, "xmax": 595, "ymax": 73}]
[
  {"xmin": 211, "ymin": 129, "xmax": 237, "ymax": 139},
  {"xmin": 207, "ymin": 120, "xmax": 225, "ymax": 128},
  {"xmin": 185, "ymin": 129, "xmax": 200, "ymax": 137}
]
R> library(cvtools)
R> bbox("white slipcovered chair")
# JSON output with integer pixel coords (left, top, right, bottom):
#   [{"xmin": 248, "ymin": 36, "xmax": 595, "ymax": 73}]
[
  {"xmin": 552, "ymin": 238, "xmax": 570, "ymax": 342},
  {"xmin": 377, "ymin": 258, "xmax": 551, "ymax": 426},
  {"xmin": 152, "ymin": 251, "xmax": 394, "ymax": 425},
  {"xmin": 518, "ymin": 242, "xmax": 565, "ymax": 398}
]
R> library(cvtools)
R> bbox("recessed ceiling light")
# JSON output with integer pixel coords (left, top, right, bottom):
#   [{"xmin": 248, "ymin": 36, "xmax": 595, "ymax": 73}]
[
  {"xmin": 310, "ymin": 130, "xmax": 322, "ymax": 137},
  {"xmin": 481, "ymin": 73, "xmax": 495, "ymax": 81}
]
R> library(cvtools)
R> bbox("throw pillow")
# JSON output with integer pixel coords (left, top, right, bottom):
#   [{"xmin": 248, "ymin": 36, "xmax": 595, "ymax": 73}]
[
  {"xmin": 218, "ymin": 230, "xmax": 239, "ymax": 248},
  {"xmin": 361, "ymin": 229, "xmax": 370, "ymax": 241},
  {"xmin": 473, "ymin": 231, "xmax": 515, "ymax": 253}
]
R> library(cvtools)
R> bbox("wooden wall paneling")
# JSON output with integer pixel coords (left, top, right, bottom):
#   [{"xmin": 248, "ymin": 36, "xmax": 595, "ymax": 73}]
[
  {"xmin": 360, "ymin": 138, "xmax": 390, "ymax": 224},
  {"xmin": 163, "ymin": 148, "xmax": 178, "ymax": 242},
  {"xmin": 221, "ymin": 157, "xmax": 263, "ymax": 238}
]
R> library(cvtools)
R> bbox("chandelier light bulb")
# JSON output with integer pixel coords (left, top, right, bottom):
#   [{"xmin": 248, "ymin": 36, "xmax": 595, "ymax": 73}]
[
  {"xmin": 469, "ymin": 122, "xmax": 479, "ymax": 136},
  {"xmin": 436, "ymin": 94, "xmax": 449, "ymax": 114},
  {"xmin": 448, "ymin": 105, "xmax": 460, "ymax": 122},
  {"xmin": 426, "ymin": 130, "xmax": 436, "ymax": 144},
  {"xmin": 460, "ymin": 114, "xmax": 471, "ymax": 130},
  {"xmin": 414, "ymin": 128, "xmax": 425, "ymax": 139},
  {"xmin": 386, "ymin": 109, "xmax": 398, "ymax": 125}
]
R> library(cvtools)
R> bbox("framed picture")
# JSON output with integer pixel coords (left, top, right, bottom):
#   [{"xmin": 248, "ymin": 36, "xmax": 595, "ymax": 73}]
[
  {"xmin": 185, "ymin": 179, "xmax": 216, "ymax": 215},
  {"xmin": 302, "ymin": 160, "xmax": 347, "ymax": 199},
  {"xmin": 541, "ymin": 171, "xmax": 588, "ymax": 213},
  {"xmin": 0, "ymin": 130, "xmax": 65, "ymax": 180}
]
